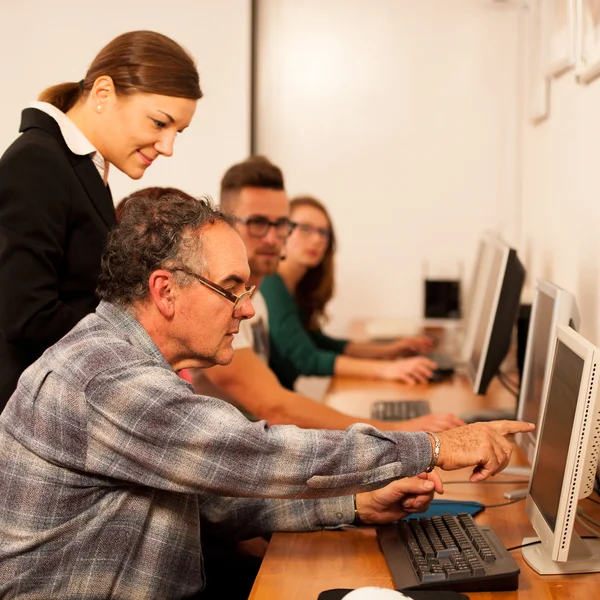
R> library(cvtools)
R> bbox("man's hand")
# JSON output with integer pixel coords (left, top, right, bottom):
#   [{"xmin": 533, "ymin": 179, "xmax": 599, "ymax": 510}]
[
  {"xmin": 391, "ymin": 413, "xmax": 467, "ymax": 433},
  {"xmin": 354, "ymin": 472, "xmax": 444, "ymax": 525},
  {"xmin": 435, "ymin": 420, "xmax": 536, "ymax": 482}
]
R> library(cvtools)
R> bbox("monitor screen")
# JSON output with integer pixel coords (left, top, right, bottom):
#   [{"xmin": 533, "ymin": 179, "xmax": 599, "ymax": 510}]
[
  {"xmin": 467, "ymin": 240, "xmax": 525, "ymax": 395},
  {"xmin": 516, "ymin": 281, "xmax": 580, "ymax": 464},
  {"xmin": 460, "ymin": 233, "xmax": 496, "ymax": 364},
  {"xmin": 469, "ymin": 244, "xmax": 505, "ymax": 377},
  {"xmin": 520, "ymin": 291, "xmax": 554, "ymax": 426},
  {"xmin": 528, "ymin": 339, "xmax": 584, "ymax": 532}
]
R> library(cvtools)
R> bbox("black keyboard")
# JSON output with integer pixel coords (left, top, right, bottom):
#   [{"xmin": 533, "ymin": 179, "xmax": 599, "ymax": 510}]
[
  {"xmin": 427, "ymin": 351, "xmax": 455, "ymax": 372},
  {"xmin": 371, "ymin": 399, "xmax": 431, "ymax": 421},
  {"xmin": 377, "ymin": 513, "xmax": 519, "ymax": 592},
  {"xmin": 426, "ymin": 352, "xmax": 455, "ymax": 382}
]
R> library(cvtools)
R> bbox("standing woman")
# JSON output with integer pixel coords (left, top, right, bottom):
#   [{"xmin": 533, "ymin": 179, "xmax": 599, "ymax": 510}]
[
  {"xmin": 0, "ymin": 31, "xmax": 201, "ymax": 411},
  {"xmin": 262, "ymin": 196, "xmax": 439, "ymax": 391}
]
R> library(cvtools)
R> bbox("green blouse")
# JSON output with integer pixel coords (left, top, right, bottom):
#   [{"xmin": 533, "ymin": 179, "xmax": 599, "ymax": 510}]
[{"xmin": 261, "ymin": 273, "xmax": 348, "ymax": 390}]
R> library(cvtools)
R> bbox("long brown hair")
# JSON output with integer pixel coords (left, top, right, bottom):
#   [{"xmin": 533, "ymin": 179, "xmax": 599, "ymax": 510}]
[
  {"xmin": 290, "ymin": 196, "xmax": 337, "ymax": 331},
  {"xmin": 38, "ymin": 30, "xmax": 202, "ymax": 113}
]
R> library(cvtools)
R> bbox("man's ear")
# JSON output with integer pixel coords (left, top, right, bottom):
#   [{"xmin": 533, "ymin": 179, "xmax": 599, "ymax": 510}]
[{"xmin": 148, "ymin": 270, "xmax": 177, "ymax": 318}]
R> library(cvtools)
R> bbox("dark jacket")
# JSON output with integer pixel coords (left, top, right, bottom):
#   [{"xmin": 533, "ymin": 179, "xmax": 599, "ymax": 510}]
[{"xmin": 0, "ymin": 108, "xmax": 116, "ymax": 411}]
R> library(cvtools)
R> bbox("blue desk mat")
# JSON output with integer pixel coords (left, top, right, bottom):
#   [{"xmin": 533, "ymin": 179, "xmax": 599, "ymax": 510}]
[{"xmin": 403, "ymin": 499, "xmax": 484, "ymax": 520}]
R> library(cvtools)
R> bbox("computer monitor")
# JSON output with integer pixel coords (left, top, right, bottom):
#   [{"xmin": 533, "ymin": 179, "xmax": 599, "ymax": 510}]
[
  {"xmin": 515, "ymin": 280, "xmax": 581, "ymax": 465},
  {"xmin": 523, "ymin": 325, "xmax": 600, "ymax": 574},
  {"xmin": 459, "ymin": 231, "xmax": 497, "ymax": 364},
  {"xmin": 466, "ymin": 237, "xmax": 525, "ymax": 395}
]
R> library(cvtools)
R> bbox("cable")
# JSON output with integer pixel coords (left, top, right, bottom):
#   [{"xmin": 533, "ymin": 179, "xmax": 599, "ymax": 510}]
[
  {"xmin": 576, "ymin": 515, "xmax": 600, "ymax": 539},
  {"xmin": 506, "ymin": 539, "xmax": 541, "ymax": 552},
  {"xmin": 499, "ymin": 378, "xmax": 519, "ymax": 395},
  {"xmin": 577, "ymin": 506, "xmax": 600, "ymax": 529},
  {"xmin": 498, "ymin": 369, "xmax": 519, "ymax": 389},
  {"xmin": 483, "ymin": 496, "xmax": 526, "ymax": 509},
  {"xmin": 497, "ymin": 378, "xmax": 519, "ymax": 398},
  {"xmin": 497, "ymin": 371, "xmax": 519, "ymax": 398},
  {"xmin": 508, "ymin": 535, "xmax": 600, "ymax": 553}
]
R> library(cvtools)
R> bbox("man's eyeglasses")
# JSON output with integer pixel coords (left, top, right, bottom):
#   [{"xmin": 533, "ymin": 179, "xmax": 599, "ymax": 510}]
[
  {"xmin": 170, "ymin": 268, "xmax": 255, "ymax": 311},
  {"xmin": 235, "ymin": 216, "xmax": 295, "ymax": 239},
  {"xmin": 292, "ymin": 222, "xmax": 332, "ymax": 240}
]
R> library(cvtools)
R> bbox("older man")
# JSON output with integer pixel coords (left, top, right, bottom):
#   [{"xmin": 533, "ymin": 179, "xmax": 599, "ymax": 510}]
[{"xmin": 0, "ymin": 187, "xmax": 533, "ymax": 598}]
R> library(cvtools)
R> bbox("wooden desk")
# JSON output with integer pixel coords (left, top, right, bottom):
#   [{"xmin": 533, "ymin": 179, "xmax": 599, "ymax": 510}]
[{"xmin": 249, "ymin": 372, "xmax": 600, "ymax": 599}]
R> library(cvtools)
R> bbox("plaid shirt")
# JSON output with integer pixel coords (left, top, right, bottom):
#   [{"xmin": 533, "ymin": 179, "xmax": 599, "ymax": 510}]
[{"xmin": 0, "ymin": 302, "xmax": 432, "ymax": 599}]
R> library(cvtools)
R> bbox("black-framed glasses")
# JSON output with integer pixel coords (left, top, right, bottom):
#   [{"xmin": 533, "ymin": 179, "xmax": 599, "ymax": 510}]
[
  {"xmin": 292, "ymin": 222, "xmax": 332, "ymax": 240},
  {"xmin": 235, "ymin": 216, "xmax": 295, "ymax": 239},
  {"xmin": 170, "ymin": 268, "xmax": 255, "ymax": 311}
]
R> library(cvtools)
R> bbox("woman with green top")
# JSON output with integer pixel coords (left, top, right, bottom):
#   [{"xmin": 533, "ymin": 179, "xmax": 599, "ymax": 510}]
[{"xmin": 261, "ymin": 195, "xmax": 438, "ymax": 391}]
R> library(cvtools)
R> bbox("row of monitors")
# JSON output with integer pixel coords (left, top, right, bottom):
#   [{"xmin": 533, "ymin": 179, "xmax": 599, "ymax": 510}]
[{"xmin": 461, "ymin": 233, "xmax": 600, "ymax": 573}]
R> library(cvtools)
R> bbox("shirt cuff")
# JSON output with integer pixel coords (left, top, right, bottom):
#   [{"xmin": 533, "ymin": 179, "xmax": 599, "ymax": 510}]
[
  {"xmin": 314, "ymin": 495, "xmax": 356, "ymax": 529},
  {"xmin": 393, "ymin": 431, "xmax": 433, "ymax": 474}
]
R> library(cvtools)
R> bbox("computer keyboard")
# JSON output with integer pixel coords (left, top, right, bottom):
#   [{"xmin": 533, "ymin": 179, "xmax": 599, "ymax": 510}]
[
  {"xmin": 377, "ymin": 513, "xmax": 520, "ymax": 592},
  {"xmin": 371, "ymin": 399, "xmax": 431, "ymax": 421},
  {"xmin": 414, "ymin": 351, "xmax": 455, "ymax": 383},
  {"xmin": 427, "ymin": 351, "xmax": 454, "ymax": 369}
]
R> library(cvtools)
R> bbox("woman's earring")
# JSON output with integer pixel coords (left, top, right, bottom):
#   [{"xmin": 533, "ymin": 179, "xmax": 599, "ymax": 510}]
[{"xmin": 97, "ymin": 105, "xmax": 102, "ymax": 112}]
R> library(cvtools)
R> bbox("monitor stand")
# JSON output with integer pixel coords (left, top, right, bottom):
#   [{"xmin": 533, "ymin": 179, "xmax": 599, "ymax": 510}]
[
  {"xmin": 502, "ymin": 465, "xmax": 531, "ymax": 477},
  {"xmin": 522, "ymin": 535, "xmax": 600, "ymax": 574},
  {"xmin": 501, "ymin": 465, "xmax": 530, "ymax": 500},
  {"xmin": 504, "ymin": 487, "xmax": 528, "ymax": 500}
]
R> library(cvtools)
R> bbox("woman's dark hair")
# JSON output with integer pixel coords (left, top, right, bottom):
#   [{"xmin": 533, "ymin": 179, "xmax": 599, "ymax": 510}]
[
  {"xmin": 39, "ymin": 30, "xmax": 202, "ymax": 113},
  {"xmin": 98, "ymin": 187, "xmax": 233, "ymax": 306},
  {"xmin": 290, "ymin": 196, "xmax": 337, "ymax": 331}
]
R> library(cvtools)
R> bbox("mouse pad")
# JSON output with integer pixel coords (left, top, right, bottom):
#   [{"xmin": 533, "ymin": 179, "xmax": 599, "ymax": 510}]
[
  {"xmin": 318, "ymin": 590, "xmax": 469, "ymax": 600},
  {"xmin": 402, "ymin": 499, "xmax": 484, "ymax": 520}
]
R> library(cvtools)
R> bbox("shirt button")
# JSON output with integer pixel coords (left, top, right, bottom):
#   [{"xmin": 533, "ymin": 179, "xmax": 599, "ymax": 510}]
[{"xmin": 336, "ymin": 512, "xmax": 343, "ymax": 519}]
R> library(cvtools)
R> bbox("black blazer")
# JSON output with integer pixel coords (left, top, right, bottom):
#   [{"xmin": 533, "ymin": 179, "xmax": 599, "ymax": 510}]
[{"xmin": 0, "ymin": 108, "xmax": 117, "ymax": 411}]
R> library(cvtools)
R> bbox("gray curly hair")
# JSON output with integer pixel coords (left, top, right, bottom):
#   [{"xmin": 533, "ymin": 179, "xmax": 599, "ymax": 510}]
[{"xmin": 97, "ymin": 187, "xmax": 234, "ymax": 306}]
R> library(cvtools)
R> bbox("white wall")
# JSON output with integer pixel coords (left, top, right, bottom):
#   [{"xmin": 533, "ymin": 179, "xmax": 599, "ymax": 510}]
[
  {"xmin": 521, "ymin": 35, "xmax": 600, "ymax": 345},
  {"xmin": 0, "ymin": 0, "xmax": 251, "ymax": 204},
  {"xmin": 255, "ymin": 0, "xmax": 522, "ymax": 336},
  {"xmin": 9, "ymin": 1, "xmax": 596, "ymax": 350}
]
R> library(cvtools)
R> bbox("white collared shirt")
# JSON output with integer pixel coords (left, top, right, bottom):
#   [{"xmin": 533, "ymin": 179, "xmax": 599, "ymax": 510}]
[{"xmin": 29, "ymin": 101, "xmax": 109, "ymax": 184}]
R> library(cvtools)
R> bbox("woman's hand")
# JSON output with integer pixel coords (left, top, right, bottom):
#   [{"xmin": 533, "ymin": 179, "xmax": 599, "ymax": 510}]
[
  {"xmin": 386, "ymin": 335, "xmax": 436, "ymax": 358},
  {"xmin": 381, "ymin": 355, "xmax": 437, "ymax": 384}
]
